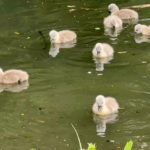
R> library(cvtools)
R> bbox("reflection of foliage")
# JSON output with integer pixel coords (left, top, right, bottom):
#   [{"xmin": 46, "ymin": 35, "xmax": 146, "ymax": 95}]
[{"xmin": 124, "ymin": 140, "xmax": 133, "ymax": 150}]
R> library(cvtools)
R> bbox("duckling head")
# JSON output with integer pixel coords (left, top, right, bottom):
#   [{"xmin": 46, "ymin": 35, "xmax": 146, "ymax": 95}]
[
  {"xmin": 134, "ymin": 24, "xmax": 143, "ymax": 34},
  {"xmin": 49, "ymin": 30, "xmax": 59, "ymax": 43},
  {"xmin": 93, "ymin": 43, "xmax": 107, "ymax": 58},
  {"xmin": 93, "ymin": 43, "xmax": 103, "ymax": 56},
  {"xmin": 108, "ymin": 3, "xmax": 119, "ymax": 14},
  {"xmin": 95, "ymin": 95, "xmax": 106, "ymax": 111}
]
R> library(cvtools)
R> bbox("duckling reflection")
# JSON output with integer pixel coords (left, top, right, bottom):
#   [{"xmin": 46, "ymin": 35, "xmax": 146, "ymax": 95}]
[
  {"xmin": 93, "ymin": 113, "xmax": 118, "ymax": 137},
  {"xmin": 134, "ymin": 35, "xmax": 150, "ymax": 43},
  {"xmin": 93, "ymin": 56, "xmax": 113, "ymax": 71},
  {"xmin": 49, "ymin": 41, "xmax": 76, "ymax": 58},
  {"xmin": 0, "ymin": 81, "xmax": 29, "ymax": 93},
  {"xmin": 104, "ymin": 27, "xmax": 123, "ymax": 38}
]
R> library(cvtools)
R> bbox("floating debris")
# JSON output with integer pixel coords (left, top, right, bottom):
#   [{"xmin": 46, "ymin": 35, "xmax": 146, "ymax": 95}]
[
  {"xmin": 69, "ymin": 9, "xmax": 76, "ymax": 12},
  {"xmin": 67, "ymin": 5, "xmax": 76, "ymax": 8},
  {"xmin": 81, "ymin": 7, "xmax": 90, "ymax": 11},
  {"xmin": 37, "ymin": 120, "xmax": 45, "ymax": 123},
  {"xmin": 118, "ymin": 51, "xmax": 127, "ymax": 54},
  {"xmin": 87, "ymin": 71, "xmax": 92, "ymax": 74},
  {"xmin": 126, "ymin": 4, "xmax": 150, "ymax": 9},
  {"xmin": 141, "ymin": 61, "xmax": 147, "ymax": 64},
  {"xmin": 97, "ymin": 73, "xmax": 103, "ymax": 76},
  {"xmin": 95, "ymin": 27, "xmax": 100, "ymax": 31},
  {"xmin": 26, "ymin": 36, "xmax": 31, "ymax": 39},
  {"xmin": 14, "ymin": 32, "xmax": 20, "ymax": 35}
]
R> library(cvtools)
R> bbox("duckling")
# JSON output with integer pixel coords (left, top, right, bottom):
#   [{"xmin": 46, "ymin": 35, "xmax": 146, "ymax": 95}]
[
  {"xmin": 103, "ymin": 15, "xmax": 123, "ymax": 29},
  {"xmin": 108, "ymin": 3, "xmax": 138, "ymax": 23},
  {"xmin": 134, "ymin": 24, "xmax": 150, "ymax": 36},
  {"xmin": 49, "ymin": 30, "xmax": 77, "ymax": 43},
  {"xmin": 92, "ymin": 95, "xmax": 119, "ymax": 116},
  {"xmin": 0, "ymin": 68, "xmax": 29, "ymax": 84},
  {"xmin": 92, "ymin": 43, "xmax": 114, "ymax": 58}
]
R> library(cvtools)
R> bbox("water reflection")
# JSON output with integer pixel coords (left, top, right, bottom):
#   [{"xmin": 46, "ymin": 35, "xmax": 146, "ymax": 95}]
[
  {"xmin": 93, "ymin": 113, "xmax": 118, "ymax": 137},
  {"xmin": 134, "ymin": 35, "xmax": 150, "ymax": 43},
  {"xmin": 49, "ymin": 40, "xmax": 76, "ymax": 58},
  {"xmin": 93, "ymin": 56, "xmax": 114, "ymax": 71},
  {"xmin": 104, "ymin": 27, "xmax": 123, "ymax": 38},
  {"xmin": 0, "ymin": 81, "xmax": 29, "ymax": 93}
]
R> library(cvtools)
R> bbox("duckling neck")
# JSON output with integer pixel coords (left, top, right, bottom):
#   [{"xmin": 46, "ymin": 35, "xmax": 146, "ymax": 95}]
[{"xmin": 54, "ymin": 34, "xmax": 60, "ymax": 43}]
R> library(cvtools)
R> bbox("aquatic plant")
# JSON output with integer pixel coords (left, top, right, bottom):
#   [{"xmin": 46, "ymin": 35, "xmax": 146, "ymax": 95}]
[
  {"xmin": 71, "ymin": 124, "xmax": 96, "ymax": 150},
  {"xmin": 71, "ymin": 123, "xmax": 133, "ymax": 150},
  {"xmin": 87, "ymin": 143, "xmax": 96, "ymax": 150},
  {"xmin": 124, "ymin": 140, "xmax": 133, "ymax": 150}
]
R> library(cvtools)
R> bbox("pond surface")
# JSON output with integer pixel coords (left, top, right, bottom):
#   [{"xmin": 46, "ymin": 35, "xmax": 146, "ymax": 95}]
[{"xmin": 0, "ymin": 0, "xmax": 150, "ymax": 149}]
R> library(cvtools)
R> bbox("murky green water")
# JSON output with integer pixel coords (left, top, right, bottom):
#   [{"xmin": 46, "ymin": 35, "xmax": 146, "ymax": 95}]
[{"xmin": 0, "ymin": 0, "xmax": 150, "ymax": 149}]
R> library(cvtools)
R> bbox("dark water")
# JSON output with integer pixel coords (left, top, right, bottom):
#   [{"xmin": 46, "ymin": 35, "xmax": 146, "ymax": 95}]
[{"xmin": 0, "ymin": 0, "xmax": 150, "ymax": 149}]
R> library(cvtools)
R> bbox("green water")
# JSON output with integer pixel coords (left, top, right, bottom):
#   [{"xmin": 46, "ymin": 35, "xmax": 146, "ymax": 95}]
[{"xmin": 0, "ymin": 0, "xmax": 150, "ymax": 149}]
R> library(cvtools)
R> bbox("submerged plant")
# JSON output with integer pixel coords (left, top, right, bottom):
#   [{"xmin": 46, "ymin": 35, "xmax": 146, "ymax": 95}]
[
  {"xmin": 71, "ymin": 124, "xmax": 96, "ymax": 150},
  {"xmin": 124, "ymin": 140, "xmax": 133, "ymax": 150}
]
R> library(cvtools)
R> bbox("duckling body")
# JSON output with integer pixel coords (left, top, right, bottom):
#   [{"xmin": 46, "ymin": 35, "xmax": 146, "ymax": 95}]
[
  {"xmin": 49, "ymin": 30, "xmax": 77, "ymax": 43},
  {"xmin": 92, "ymin": 43, "xmax": 114, "ymax": 58},
  {"xmin": 108, "ymin": 3, "xmax": 138, "ymax": 22},
  {"xmin": 0, "ymin": 68, "xmax": 29, "ymax": 84},
  {"xmin": 134, "ymin": 24, "xmax": 150, "ymax": 36},
  {"xmin": 104, "ymin": 15, "xmax": 123, "ymax": 29},
  {"xmin": 92, "ymin": 95, "xmax": 119, "ymax": 116}
]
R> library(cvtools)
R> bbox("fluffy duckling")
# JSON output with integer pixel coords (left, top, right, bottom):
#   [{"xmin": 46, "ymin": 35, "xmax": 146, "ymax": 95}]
[
  {"xmin": 92, "ymin": 95, "xmax": 119, "ymax": 116},
  {"xmin": 103, "ymin": 15, "xmax": 123, "ymax": 29},
  {"xmin": 49, "ymin": 30, "xmax": 77, "ymax": 43},
  {"xmin": 108, "ymin": 3, "xmax": 138, "ymax": 22},
  {"xmin": 0, "ymin": 68, "xmax": 29, "ymax": 84},
  {"xmin": 134, "ymin": 24, "xmax": 150, "ymax": 36},
  {"xmin": 92, "ymin": 43, "xmax": 114, "ymax": 58}
]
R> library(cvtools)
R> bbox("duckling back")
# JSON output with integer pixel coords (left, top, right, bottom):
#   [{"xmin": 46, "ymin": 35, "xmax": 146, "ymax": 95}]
[
  {"xmin": 1, "ymin": 69, "xmax": 29, "ymax": 84},
  {"xmin": 57, "ymin": 30, "xmax": 77, "ymax": 43},
  {"xmin": 113, "ymin": 9, "xmax": 138, "ymax": 21},
  {"xmin": 105, "ymin": 97, "xmax": 119, "ymax": 114}
]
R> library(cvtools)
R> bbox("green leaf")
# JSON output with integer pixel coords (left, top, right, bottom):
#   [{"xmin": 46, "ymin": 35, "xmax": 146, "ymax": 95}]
[
  {"xmin": 87, "ymin": 143, "xmax": 96, "ymax": 150},
  {"xmin": 124, "ymin": 140, "xmax": 133, "ymax": 150}
]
